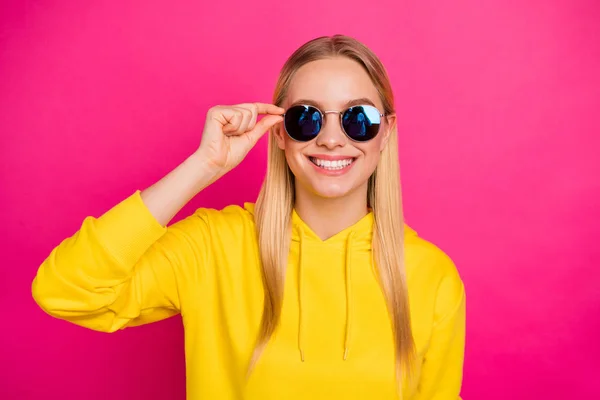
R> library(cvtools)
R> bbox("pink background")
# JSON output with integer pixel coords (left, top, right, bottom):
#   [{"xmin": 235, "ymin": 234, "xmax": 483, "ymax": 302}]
[{"xmin": 1, "ymin": 0, "xmax": 599, "ymax": 399}]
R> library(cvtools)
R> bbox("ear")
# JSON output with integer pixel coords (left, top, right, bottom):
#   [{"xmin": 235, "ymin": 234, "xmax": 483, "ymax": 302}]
[
  {"xmin": 379, "ymin": 114, "xmax": 396, "ymax": 151},
  {"xmin": 272, "ymin": 121, "xmax": 286, "ymax": 150}
]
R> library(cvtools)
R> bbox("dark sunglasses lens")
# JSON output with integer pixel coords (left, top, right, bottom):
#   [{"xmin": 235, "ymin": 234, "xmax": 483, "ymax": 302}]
[
  {"xmin": 284, "ymin": 105, "xmax": 322, "ymax": 141},
  {"xmin": 342, "ymin": 105, "xmax": 382, "ymax": 141}
]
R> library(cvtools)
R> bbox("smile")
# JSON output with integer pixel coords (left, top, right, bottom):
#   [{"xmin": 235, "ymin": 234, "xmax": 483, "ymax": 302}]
[{"xmin": 309, "ymin": 157, "xmax": 355, "ymax": 170}]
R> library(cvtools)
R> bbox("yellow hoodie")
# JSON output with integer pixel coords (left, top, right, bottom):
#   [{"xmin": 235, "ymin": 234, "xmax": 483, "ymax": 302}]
[{"xmin": 32, "ymin": 191, "xmax": 465, "ymax": 399}]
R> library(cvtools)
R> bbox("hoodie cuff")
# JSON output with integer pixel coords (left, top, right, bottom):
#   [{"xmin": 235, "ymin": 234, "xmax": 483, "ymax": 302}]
[{"xmin": 93, "ymin": 190, "xmax": 167, "ymax": 268}]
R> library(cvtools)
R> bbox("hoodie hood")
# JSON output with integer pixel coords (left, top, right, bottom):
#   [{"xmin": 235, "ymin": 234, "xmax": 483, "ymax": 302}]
[
  {"xmin": 243, "ymin": 202, "xmax": 417, "ymax": 362},
  {"xmin": 243, "ymin": 202, "xmax": 417, "ymax": 242}
]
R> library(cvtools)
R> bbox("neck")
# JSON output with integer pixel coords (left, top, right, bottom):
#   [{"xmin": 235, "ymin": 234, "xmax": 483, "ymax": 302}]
[{"xmin": 294, "ymin": 183, "xmax": 370, "ymax": 241}]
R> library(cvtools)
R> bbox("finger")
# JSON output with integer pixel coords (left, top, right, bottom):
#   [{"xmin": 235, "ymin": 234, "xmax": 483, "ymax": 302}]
[
  {"xmin": 247, "ymin": 104, "xmax": 258, "ymax": 131},
  {"xmin": 252, "ymin": 103, "xmax": 285, "ymax": 116},
  {"xmin": 221, "ymin": 110, "xmax": 243, "ymax": 134},
  {"xmin": 234, "ymin": 107, "xmax": 253, "ymax": 134},
  {"xmin": 246, "ymin": 114, "xmax": 284, "ymax": 144},
  {"xmin": 210, "ymin": 106, "xmax": 239, "ymax": 130},
  {"xmin": 230, "ymin": 103, "xmax": 259, "ymax": 130}
]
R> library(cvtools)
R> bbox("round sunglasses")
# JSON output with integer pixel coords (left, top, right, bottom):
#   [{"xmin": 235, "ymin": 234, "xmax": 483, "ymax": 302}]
[{"xmin": 282, "ymin": 104, "xmax": 386, "ymax": 142}]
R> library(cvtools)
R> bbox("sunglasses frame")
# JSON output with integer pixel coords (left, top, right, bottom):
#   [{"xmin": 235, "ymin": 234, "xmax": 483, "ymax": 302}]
[{"xmin": 282, "ymin": 104, "xmax": 387, "ymax": 143}]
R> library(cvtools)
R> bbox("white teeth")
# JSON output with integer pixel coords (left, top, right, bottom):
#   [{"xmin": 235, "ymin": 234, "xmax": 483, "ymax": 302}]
[{"xmin": 310, "ymin": 157, "xmax": 354, "ymax": 170}]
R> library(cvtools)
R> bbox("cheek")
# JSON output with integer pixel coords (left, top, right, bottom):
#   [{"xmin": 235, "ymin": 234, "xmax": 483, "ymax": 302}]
[
  {"xmin": 359, "ymin": 141, "xmax": 384, "ymax": 170},
  {"xmin": 283, "ymin": 140, "xmax": 306, "ymax": 171}
]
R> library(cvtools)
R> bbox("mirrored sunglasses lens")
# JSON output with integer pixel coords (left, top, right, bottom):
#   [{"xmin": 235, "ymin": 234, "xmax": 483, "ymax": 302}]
[
  {"xmin": 284, "ymin": 105, "xmax": 322, "ymax": 141},
  {"xmin": 342, "ymin": 105, "xmax": 381, "ymax": 141}
]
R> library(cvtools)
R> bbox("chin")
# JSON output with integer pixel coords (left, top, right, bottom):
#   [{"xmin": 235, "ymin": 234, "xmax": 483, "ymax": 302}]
[
  {"xmin": 308, "ymin": 180, "xmax": 357, "ymax": 199},
  {"xmin": 313, "ymin": 187, "xmax": 351, "ymax": 199}
]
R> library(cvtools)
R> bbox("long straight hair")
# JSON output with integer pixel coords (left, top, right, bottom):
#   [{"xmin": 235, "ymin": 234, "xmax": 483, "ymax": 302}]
[{"xmin": 252, "ymin": 35, "xmax": 415, "ymax": 391}]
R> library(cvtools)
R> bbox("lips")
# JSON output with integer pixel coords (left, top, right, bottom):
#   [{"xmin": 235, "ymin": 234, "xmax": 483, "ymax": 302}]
[{"xmin": 309, "ymin": 156, "xmax": 355, "ymax": 170}]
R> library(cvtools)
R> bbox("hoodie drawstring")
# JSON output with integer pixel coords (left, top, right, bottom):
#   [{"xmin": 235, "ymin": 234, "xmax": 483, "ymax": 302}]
[
  {"xmin": 344, "ymin": 232, "xmax": 355, "ymax": 360},
  {"xmin": 296, "ymin": 228, "xmax": 356, "ymax": 362},
  {"xmin": 298, "ymin": 227, "xmax": 305, "ymax": 362}
]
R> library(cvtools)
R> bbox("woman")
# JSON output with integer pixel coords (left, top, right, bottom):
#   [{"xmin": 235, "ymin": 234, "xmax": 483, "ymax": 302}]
[{"xmin": 32, "ymin": 35, "xmax": 465, "ymax": 399}]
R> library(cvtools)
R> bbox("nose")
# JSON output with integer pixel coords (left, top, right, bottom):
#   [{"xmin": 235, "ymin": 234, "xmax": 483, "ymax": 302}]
[{"xmin": 315, "ymin": 113, "xmax": 347, "ymax": 149}]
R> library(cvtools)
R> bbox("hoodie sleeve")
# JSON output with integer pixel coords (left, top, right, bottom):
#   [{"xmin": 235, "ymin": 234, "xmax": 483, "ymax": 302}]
[
  {"xmin": 32, "ymin": 191, "xmax": 210, "ymax": 332},
  {"xmin": 415, "ymin": 271, "xmax": 466, "ymax": 399}
]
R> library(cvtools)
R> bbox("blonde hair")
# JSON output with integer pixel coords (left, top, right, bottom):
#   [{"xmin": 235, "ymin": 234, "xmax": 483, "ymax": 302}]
[{"xmin": 252, "ymin": 35, "xmax": 415, "ymax": 392}]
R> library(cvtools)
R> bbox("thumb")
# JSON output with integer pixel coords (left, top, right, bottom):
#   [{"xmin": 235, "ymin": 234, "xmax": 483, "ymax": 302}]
[{"xmin": 246, "ymin": 114, "xmax": 283, "ymax": 145}]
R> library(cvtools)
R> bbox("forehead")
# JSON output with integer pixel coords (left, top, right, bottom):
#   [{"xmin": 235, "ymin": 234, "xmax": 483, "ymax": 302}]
[{"xmin": 285, "ymin": 57, "xmax": 383, "ymax": 109}]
